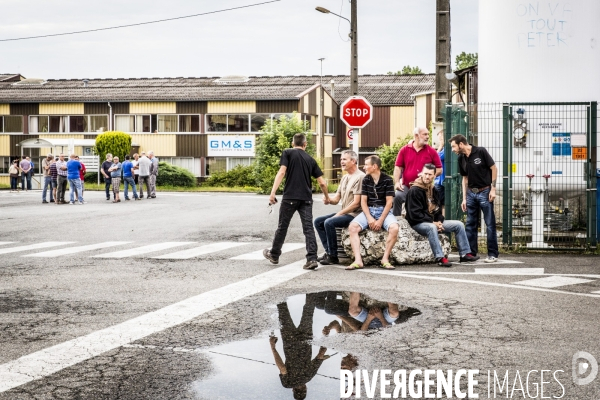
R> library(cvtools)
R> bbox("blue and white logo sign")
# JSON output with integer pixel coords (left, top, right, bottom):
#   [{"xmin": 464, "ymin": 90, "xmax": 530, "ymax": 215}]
[{"xmin": 207, "ymin": 135, "xmax": 255, "ymax": 157}]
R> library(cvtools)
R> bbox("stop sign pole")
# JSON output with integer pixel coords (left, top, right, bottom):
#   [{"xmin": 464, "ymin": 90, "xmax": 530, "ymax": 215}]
[{"xmin": 340, "ymin": 96, "xmax": 373, "ymax": 157}]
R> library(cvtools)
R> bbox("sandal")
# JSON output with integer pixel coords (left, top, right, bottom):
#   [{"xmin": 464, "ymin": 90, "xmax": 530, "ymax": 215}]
[
  {"xmin": 345, "ymin": 263, "xmax": 364, "ymax": 270},
  {"xmin": 379, "ymin": 262, "xmax": 395, "ymax": 270}
]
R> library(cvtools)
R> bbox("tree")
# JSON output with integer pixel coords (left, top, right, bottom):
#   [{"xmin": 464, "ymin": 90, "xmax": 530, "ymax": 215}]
[
  {"xmin": 387, "ymin": 65, "xmax": 423, "ymax": 75},
  {"xmin": 94, "ymin": 131, "xmax": 132, "ymax": 162},
  {"xmin": 253, "ymin": 113, "xmax": 316, "ymax": 194},
  {"xmin": 377, "ymin": 134, "xmax": 413, "ymax": 175},
  {"xmin": 455, "ymin": 52, "xmax": 478, "ymax": 70}
]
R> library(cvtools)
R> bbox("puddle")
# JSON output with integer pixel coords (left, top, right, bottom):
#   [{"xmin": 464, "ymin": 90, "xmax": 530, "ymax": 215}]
[{"xmin": 192, "ymin": 292, "xmax": 421, "ymax": 399}]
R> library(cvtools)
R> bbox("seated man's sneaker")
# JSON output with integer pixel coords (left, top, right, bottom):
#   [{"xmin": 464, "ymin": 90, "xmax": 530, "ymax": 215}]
[
  {"xmin": 262, "ymin": 249, "xmax": 279, "ymax": 265},
  {"xmin": 319, "ymin": 253, "xmax": 339, "ymax": 265},
  {"xmin": 436, "ymin": 257, "xmax": 453, "ymax": 267},
  {"xmin": 484, "ymin": 256, "xmax": 498, "ymax": 263},
  {"xmin": 459, "ymin": 253, "xmax": 480, "ymax": 262}
]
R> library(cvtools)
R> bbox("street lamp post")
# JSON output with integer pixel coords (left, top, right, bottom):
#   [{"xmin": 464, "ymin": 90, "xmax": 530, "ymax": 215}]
[
  {"xmin": 318, "ymin": 58, "xmax": 325, "ymax": 167},
  {"xmin": 316, "ymin": 0, "xmax": 359, "ymax": 155}
]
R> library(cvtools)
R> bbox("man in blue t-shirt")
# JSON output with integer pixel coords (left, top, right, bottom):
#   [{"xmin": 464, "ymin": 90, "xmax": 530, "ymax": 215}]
[
  {"xmin": 66, "ymin": 154, "xmax": 84, "ymax": 204},
  {"xmin": 122, "ymin": 155, "xmax": 139, "ymax": 201}
]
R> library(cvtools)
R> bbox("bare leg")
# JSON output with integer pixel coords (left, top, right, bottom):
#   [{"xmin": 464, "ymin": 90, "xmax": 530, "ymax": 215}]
[
  {"xmin": 382, "ymin": 223, "xmax": 399, "ymax": 264},
  {"xmin": 348, "ymin": 223, "xmax": 364, "ymax": 267},
  {"xmin": 348, "ymin": 292, "xmax": 362, "ymax": 317}
]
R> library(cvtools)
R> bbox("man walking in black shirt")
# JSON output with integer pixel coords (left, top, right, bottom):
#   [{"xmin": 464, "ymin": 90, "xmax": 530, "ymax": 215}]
[
  {"xmin": 449, "ymin": 134, "xmax": 499, "ymax": 263},
  {"xmin": 346, "ymin": 155, "xmax": 399, "ymax": 270},
  {"xmin": 263, "ymin": 133, "xmax": 330, "ymax": 270}
]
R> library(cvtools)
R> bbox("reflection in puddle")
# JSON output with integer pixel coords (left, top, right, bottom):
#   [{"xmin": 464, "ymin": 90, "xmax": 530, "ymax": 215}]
[{"xmin": 192, "ymin": 292, "xmax": 421, "ymax": 399}]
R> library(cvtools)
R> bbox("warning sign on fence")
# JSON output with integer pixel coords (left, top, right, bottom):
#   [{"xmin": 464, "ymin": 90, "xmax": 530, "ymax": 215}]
[{"xmin": 572, "ymin": 147, "xmax": 587, "ymax": 160}]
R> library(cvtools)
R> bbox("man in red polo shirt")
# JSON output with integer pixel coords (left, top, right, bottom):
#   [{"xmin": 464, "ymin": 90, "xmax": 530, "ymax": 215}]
[{"xmin": 392, "ymin": 126, "xmax": 442, "ymax": 216}]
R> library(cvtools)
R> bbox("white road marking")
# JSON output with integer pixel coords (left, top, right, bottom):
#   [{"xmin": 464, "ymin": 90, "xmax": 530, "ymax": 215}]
[
  {"xmin": 92, "ymin": 242, "xmax": 194, "ymax": 258},
  {"xmin": 353, "ymin": 269, "xmax": 600, "ymax": 299},
  {"xmin": 512, "ymin": 276, "xmax": 595, "ymax": 288},
  {"xmin": 0, "ymin": 242, "xmax": 74, "ymax": 255},
  {"xmin": 230, "ymin": 243, "xmax": 305, "ymax": 260},
  {"xmin": 592, "ymin": 291, "xmax": 600, "ymax": 294},
  {"xmin": 474, "ymin": 268, "xmax": 544, "ymax": 275},
  {"xmin": 23, "ymin": 242, "xmax": 132, "ymax": 258},
  {"xmin": 153, "ymin": 242, "xmax": 249, "ymax": 259},
  {"xmin": 0, "ymin": 260, "xmax": 309, "ymax": 393}
]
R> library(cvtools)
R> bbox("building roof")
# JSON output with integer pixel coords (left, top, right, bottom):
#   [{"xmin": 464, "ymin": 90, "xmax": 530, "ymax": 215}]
[
  {"xmin": 0, "ymin": 73, "xmax": 24, "ymax": 82},
  {"xmin": 0, "ymin": 74, "xmax": 434, "ymax": 106}
]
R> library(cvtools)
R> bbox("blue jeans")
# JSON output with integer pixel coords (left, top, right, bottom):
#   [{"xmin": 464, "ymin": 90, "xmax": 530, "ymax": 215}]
[
  {"xmin": 21, "ymin": 173, "xmax": 32, "ymax": 190},
  {"xmin": 10, "ymin": 176, "xmax": 18, "ymax": 190},
  {"xmin": 104, "ymin": 176, "xmax": 113, "ymax": 200},
  {"xmin": 466, "ymin": 188, "xmax": 499, "ymax": 257},
  {"xmin": 42, "ymin": 176, "xmax": 54, "ymax": 202},
  {"xmin": 412, "ymin": 220, "xmax": 472, "ymax": 259},
  {"xmin": 314, "ymin": 213, "xmax": 355, "ymax": 256},
  {"xmin": 123, "ymin": 176, "xmax": 138, "ymax": 199},
  {"xmin": 271, "ymin": 199, "xmax": 317, "ymax": 261},
  {"xmin": 69, "ymin": 178, "xmax": 83, "ymax": 203}
]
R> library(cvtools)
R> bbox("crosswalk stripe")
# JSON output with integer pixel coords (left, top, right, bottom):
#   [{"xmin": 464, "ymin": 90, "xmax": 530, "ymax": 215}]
[
  {"xmin": 153, "ymin": 242, "xmax": 249, "ymax": 259},
  {"xmin": 23, "ymin": 242, "xmax": 132, "ymax": 258},
  {"xmin": 475, "ymin": 268, "xmax": 544, "ymax": 275},
  {"xmin": 0, "ymin": 242, "xmax": 75, "ymax": 255},
  {"xmin": 230, "ymin": 243, "xmax": 305, "ymax": 260},
  {"xmin": 512, "ymin": 276, "xmax": 595, "ymax": 288},
  {"xmin": 92, "ymin": 242, "xmax": 195, "ymax": 258}
]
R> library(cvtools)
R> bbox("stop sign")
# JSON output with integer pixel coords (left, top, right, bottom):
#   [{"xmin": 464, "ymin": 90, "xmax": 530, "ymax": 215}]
[{"xmin": 340, "ymin": 96, "xmax": 373, "ymax": 129}]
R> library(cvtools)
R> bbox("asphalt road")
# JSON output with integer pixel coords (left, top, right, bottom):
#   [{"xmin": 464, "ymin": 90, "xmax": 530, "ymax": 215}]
[{"xmin": 0, "ymin": 190, "xmax": 598, "ymax": 399}]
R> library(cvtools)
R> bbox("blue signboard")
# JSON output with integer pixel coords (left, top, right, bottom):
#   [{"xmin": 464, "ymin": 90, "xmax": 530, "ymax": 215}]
[{"xmin": 552, "ymin": 132, "xmax": 571, "ymax": 156}]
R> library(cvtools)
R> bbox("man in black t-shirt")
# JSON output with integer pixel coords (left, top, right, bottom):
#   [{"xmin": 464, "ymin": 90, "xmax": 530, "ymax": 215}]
[
  {"xmin": 263, "ymin": 133, "xmax": 330, "ymax": 270},
  {"xmin": 346, "ymin": 155, "xmax": 399, "ymax": 270},
  {"xmin": 100, "ymin": 153, "xmax": 114, "ymax": 201},
  {"xmin": 449, "ymin": 134, "xmax": 499, "ymax": 262}
]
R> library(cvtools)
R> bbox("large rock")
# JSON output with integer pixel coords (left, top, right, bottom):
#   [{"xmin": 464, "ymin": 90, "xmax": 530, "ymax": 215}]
[{"xmin": 341, "ymin": 217, "xmax": 451, "ymax": 265}]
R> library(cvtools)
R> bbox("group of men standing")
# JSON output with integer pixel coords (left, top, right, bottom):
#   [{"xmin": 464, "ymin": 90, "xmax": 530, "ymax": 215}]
[
  {"xmin": 38, "ymin": 153, "xmax": 87, "ymax": 205},
  {"xmin": 100, "ymin": 151, "xmax": 159, "ymax": 202},
  {"xmin": 263, "ymin": 128, "xmax": 499, "ymax": 270}
]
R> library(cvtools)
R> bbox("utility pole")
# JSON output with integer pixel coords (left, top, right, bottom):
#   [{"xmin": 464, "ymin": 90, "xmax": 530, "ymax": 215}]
[
  {"xmin": 435, "ymin": 0, "xmax": 451, "ymax": 122},
  {"xmin": 318, "ymin": 58, "xmax": 325, "ymax": 167},
  {"xmin": 350, "ymin": 0, "xmax": 359, "ymax": 156}
]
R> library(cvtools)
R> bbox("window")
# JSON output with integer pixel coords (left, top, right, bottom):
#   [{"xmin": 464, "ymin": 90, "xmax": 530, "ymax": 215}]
[
  {"xmin": 0, "ymin": 116, "xmax": 23, "ymax": 133},
  {"xmin": 158, "ymin": 115, "xmax": 178, "ymax": 132},
  {"xmin": 0, "ymin": 156, "xmax": 9, "ymax": 173},
  {"xmin": 69, "ymin": 116, "xmax": 86, "ymax": 133},
  {"xmin": 227, "ymin": 115, "xmax": 249, "ymax": 132},
  {"xmin": 179, "ymin": 115, "xmax": 200, "ymax": 132},
  {"xmin": 29, "ymin": 115, "xmax": 107, "ymax": 133},
  {"xmin": 115, "ymin": 115, "xmax": 135, "ymax": 132},
  {"xmin": 326, "ymin": 117, "xmax": 335, "ymax": 135},
  {"xmin": 88, "ymin": 116, "xmax": 108, "ymax": 133},
  {"xmin": 49, "ymin": 116, "xmax": 67, "ymax": 132},
  {"xmin": 136, "ymin": 115, "xmax": 151, "ymax": 132},
  {"xmin": 228, "ymin": 157, "xmax": 253, "ymax": 170},
  {"xmin": 206, "ymin": 157, "xmax": 227, "ymax": 175},
  {"xmin": 29, "ymin": 116, "xmax": 49, "ymax": 133},
  {"xmin": 206, "ymin": 115, "xmax": 227, "ymax": 132},
  {"xmin": 251, "ymin": 114, "xmax": 270, "ymax": 132}
]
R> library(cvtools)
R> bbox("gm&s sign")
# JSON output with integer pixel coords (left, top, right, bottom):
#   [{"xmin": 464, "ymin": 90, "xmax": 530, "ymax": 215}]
[{"xmin": 207, "ymin": 135, "xmax": 255, "ymax": 157}]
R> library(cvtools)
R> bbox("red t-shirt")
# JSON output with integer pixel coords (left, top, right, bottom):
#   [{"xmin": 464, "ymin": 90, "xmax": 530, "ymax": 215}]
[
  {"xmin": 79, "ymin": 163, "xmax": 86, "ymax": 181},
  {"xmin": 394, "ymin": 141, "xmax": 442, "ymax": 187}
]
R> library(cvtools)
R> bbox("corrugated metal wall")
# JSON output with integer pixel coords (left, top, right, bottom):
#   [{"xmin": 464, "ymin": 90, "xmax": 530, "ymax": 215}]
[
  {"xmin": 129, "ymin": 134, "xmax": 176, "ymax": 156},
  {"xmin": 84, "ymin": 134, "xmax": 97, "ymax": 140},
  {"xmin": 0, "ymin": 176, "xmax": 9, "ymax": 186},
  {"xmin": 390, "ymin": 106, "xmax": 415, "ymax": 144},
  {"xmin": 130, "ymin": 102, "xmax": 176, "ymax": 114},
  {"xmin": 112, "ymin": 103, "xmax": 130, "ymax": 114},
  {"xmin": 176, "ymin": 134, "xmax": 207, "ymax": 157},
  {"xmin": 10, "ymin": 103, "xmax": 39, "ymax": 116},
  {"xmin": 255, "ymin": 100, "xmax": 299, "ymax": 113},
  {"xmin": 308, "ymin": 90, "xmax": 317, "ymax": 114},
  {"xmin": 39, "ymin": 103, "xmax": 84, "ymax": 115},
  {"xmin": 176, "ymin": 101, "xmax": 207, "ymax": 114},
  {"xmin": 84, "ymin": 103, "xmax": 110, "ymax": 115},
  {"xmin": 10, "ymin": 134, "xmax": 39, "ymax": 156},
  {"xmin": 207, "ymin": 101, "xmax": 256, "ymax": 114},
  {"xmin": 360, "ymin": 106, "xmax": 391, "ymax": 147},
  {"xmin": 324, "ymin": 92, "xmax": 334, "ymax": 117},
  {"xmin": 0, "ymin": 104, "xmax": 9, "ymax": 115},
  {"xmin": 0, "ymin": 135, "xmax": 10, "ymax": 155}
]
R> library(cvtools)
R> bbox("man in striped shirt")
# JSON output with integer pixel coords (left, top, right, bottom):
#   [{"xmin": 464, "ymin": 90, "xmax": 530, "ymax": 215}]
[
  {"xmin": 55, "ymin": 153, "xmax": 68, "ymax": 204},
  {"xmin": 49, "ymin": 157, "xmax": 58, "ymax": 203},
  {"xmin": 346, "ymin": 155, "xmax": 399, "ymax": 270}
]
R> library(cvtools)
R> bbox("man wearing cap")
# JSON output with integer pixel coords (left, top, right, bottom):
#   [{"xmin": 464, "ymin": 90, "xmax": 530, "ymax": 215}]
[{"xmin": 41, "ymin": 153, "xmax": 54, "ymax": 204}]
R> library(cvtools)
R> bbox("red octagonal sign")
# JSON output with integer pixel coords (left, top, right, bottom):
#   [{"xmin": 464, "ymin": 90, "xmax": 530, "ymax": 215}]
[{"xmin": 340, "ymin": 96, "xmax": 373, "ymax": 129}]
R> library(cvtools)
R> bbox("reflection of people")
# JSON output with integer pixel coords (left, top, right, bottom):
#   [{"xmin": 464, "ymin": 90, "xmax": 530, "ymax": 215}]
[
  {"xmin": 406, "ymin": 163, "xmax": 479, "ymax": 267},
  {"xmin": 270, "ymin": 294, "xmax": 331, "ymax": 400}
]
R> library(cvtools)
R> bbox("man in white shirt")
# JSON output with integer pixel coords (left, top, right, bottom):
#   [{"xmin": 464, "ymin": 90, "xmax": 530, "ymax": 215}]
[
  {"xmin": 132, "ymin": 153, "xmax": 140, "ymax": 184},
  {"xmin": 137, "ymin": 152, "xmax": 152, "ymax": 199}
]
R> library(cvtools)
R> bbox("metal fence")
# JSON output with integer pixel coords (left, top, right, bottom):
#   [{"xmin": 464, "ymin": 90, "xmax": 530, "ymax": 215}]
[{"xmin": 444, "ymin": 102, "xmax": 598, "ymax": 250}]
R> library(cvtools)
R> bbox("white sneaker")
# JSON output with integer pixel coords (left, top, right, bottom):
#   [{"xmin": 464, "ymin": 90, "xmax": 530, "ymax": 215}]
[
  {"xmin": 78, "ymin": 201, "xmax": 84, "ymax": 205},
  {"xmin": 69, "ymin": 201, "xmax": 74, "ymax": 205},
  {"xmin": 484, "ymin": 256, "xmax": 498, "ymax": 263}
]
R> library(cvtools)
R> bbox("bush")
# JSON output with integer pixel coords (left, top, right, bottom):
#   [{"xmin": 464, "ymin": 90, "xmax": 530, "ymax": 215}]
[
  {"xmin": 204, "ymin": 165, "xmax": 256, "ymax": 187},
  {"xmin": 155, "ymin": 162, "xmax": 196, "ymax": 187},
  {"xmin": 377, "ymin": 134, "xmax": 413, "ymax": 175},
  {"xmin": 253, "ymin": 113, "xmax": 316, "ymax": 194},
  {"xmin": 84, "ymin": 172, "xmax": 99, "ymax": 183},
  {"xmin": 95, "ymin": 131, "xmax": 132, "ymax": 162}
]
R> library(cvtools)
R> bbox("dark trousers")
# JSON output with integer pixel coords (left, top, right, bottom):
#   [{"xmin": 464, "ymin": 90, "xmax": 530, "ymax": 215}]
[
  {"xmin": 57, "ymin": 175, "xmax": 68, "ymax": 202},
  {"xmin": 10, "ymin": 177, "xmax": 18, "ymax": 190},
  {"xmin": 392, "ymin": 185, "xmax": 410, "ymax": 216},
  {"xmin": 104, "ymin": 177, "xmax": 113, "ymax": 199},
  {"xmin": 139, "ymin": 176, "xmax": 151, "ymax": 198},
  {"xmin": 21, "ymin": 173, "xmax": 32, "ymax": 190},
  {"xmin": 466, "ymin": 188, "xmax": 499, "ymax": 257},
  {"xmin": 271, "ymin": 199, "xmax": 317, "ymax": 261},
  {"xmin": 314, "ymin": 213, "xmax": 354, "ymax": 256}
]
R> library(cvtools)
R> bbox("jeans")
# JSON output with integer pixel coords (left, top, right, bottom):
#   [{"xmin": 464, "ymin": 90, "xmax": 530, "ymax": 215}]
[
  {"xmin": 69, "ymin": 178, "xmax": 83, "ymax": 203},
  {"xmin": 314, "ymin": 213, "xmax": 355, "ymax": 257},
  {"xmin": 57, "ymin": 175, "xmax": 68, "ymax": 202},
  {"xmin": 466, "ymin": 188, "xmax": 499, "ymax": 257},
  {"xmin": 10, "ymin": 176, "xmax": 18, "ymax": 190},
  {"xmin": 392, "ymin": 185, "xmax": 410, "ymax": 216},
  {"xmin": 42, "ymin": 176, "xmax": 54, "ymax": 202},
  {"xmin": 139, "ymin": 176, "xmax": 150, "ymax": 198},
  {"xmin": 21, "ymin": 173, "xmax": 32, "ymax": 190},
  {"xmin": 124, "ymin": 176, "xmax": 138, "ymax": 199},
  {"xmin": 271, "ymin": 199, "xmax": 317, "ymax": 261},
  {"xmin": 104, "ymin": 176, "xmax": 113, "ymax": 199},
  {"xmin": 412, "ymin": 220, "xmax": 472, "ymax": 259}
]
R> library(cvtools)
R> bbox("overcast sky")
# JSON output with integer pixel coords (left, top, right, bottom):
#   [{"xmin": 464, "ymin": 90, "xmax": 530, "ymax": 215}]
[{"xmin": 0, "ymin": 0, "xmax": 478, "ymax": 80}]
